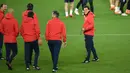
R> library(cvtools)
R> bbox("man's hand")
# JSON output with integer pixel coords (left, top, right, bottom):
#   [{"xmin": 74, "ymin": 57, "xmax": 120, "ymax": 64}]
[
  {"xmin": 82, "ymin": 28, "xmax": 85, "ymax": 31},
  {"xmin": 62, "ymin": 42, "xmax": 67, "ymax": 48},
  {"xmin": 38, "ymin": 38, "xmax": 42, "ymax": 46},
  {"xmin": 80, "ymin": 28, "xmax": 85, "ymax": 35},
  {"xmin": 80, "ymin": 28, "xmax": 86, "ymax": 35}
]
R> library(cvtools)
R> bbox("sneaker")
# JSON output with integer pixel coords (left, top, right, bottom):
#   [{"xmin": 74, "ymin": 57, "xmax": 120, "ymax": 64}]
[
  {"xmin": 26, "ymin": 68, "xmax": 30, "ymax": 71},
  {"xmin": 82, "ymin": 60, "xmax": 90, "ymax": 64},
  {"xmin": 92, "ymin": 58, "xmax": 99, "ymax": 62},
  {"xmin": 115, "ymin": 10, "xmax": 121, "ymax": 14},
  {"xmin": 0, "ymin": 57, "xmax": 5, "ymax": 60},
  {"xmin": 6, "ymin": 63, "xmax": 12, "ymax": 70},
  {"xmin": 69, "ymin": 15, "xmax": 73, "ymax": 18},
  {"xmin": 52, "ymin": 69, "xmax": 57, "ymax": 72},
  {"xmin": 33, "ymin": 66, "xmax": 40, "ymax": 70},
  {"xmin": 121, "ymin": 13, "xmax": 128, "ymax": 16},
  {"xmin": 74, "ymin": 9, "xmax": 79, "ymax": 15}
]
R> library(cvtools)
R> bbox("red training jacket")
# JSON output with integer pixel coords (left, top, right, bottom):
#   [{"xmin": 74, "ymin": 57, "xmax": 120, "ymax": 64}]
[
  {"xmin": 20, "ymin": 10, "xmax": 40, "ymax": 42},
  {"xmin": 0, "ymin": 13, "xmax": 19, "ymax": 43},
  {"xmin": 20, "ymin": 16, "xmax": 40, "ymax": 42},
  {"xmin": 45, "ymin": 18, "xmax": 66, "ymax": 42},
  {"xmin": 83, "ymin": 11, "xmax": 95, "ymax": 36},
  {"xmin": 22, "ymin": 10, "xmax": 39, "ymax": 28},
  {"xmin": 0, "ymin": 10, "xmax": 4, "ymax": 33},
  {"xmin": 0, "ymin": 10, "xmax": 4, "ymax": 21}
]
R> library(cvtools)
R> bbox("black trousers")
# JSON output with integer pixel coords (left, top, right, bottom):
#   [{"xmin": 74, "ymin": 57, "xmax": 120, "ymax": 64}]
[
  {"xmin": 76, "ymin": 0, "xmax": 84, "ymax": 10},
  {"xmin": 0, "ymin": 33, "xmax": 3, "ymax": 58},
  {"xmin": 48, "ymin": 40, "xmax": 62, "ymax": 69},
  {"xmin": 5, "ymin": 43, "xmax": 18, "ymax": 63},
  {"xmin": 120, "ymin": 0, "xmax": 127, "ymax": 13},
  {"xmin": 84, "ymin": 35, "xmax": 98, "ymax": 61},
  {"xmin": 83, "ymin": 0, "xmax": 94, "ymax": 13},
  {"xmin": 29, "ymin": 46, "xmax": 33, "ymax": 65},
  {"xmin": 24, "ymin": 40, "xmax": 39, "ymax": 68},
  {"xmin": 127, "ymin": 0, "xmax": 130, "ymax": 10}
]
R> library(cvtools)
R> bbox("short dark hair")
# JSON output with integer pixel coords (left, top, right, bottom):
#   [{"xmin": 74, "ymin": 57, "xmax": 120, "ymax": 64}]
[
  {"xmin": 27, "ymin": 3, "xmax": 33, "ymax": 10},
  {"xmin": 84, "ymin": 5, "xmax": 90, "ymax": 9},
  {"xmin": 0, "ymin": 4, "xmax": 6, "ymax": 8},
  {"xmin": 0, "ymin": 4, "xmax": 3, "ymax": 8},
  {"xmin": 28, "ymin": 11, "xmax": 34, "ymax": 18},
  {"xmin": 53, "ymin": 11, "xmax": 59, "ymax": 18}
]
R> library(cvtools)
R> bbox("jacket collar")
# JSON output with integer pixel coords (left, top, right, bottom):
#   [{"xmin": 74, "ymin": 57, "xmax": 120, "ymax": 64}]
[
  {"xmin": 52, "ymin": 17, "xmax": 59, "ymax": 20},
  {"xmin": 84, "ymin": 11, "xmax": 91, "ymax": 17}
]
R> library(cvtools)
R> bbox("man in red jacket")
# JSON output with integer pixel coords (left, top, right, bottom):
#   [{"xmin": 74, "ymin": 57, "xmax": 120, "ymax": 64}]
[
  {"xmin": 82, "ymin": 6, "xmax": 99, "ymax": 63},
  {"xmin": 0, "ymin": 4, "xmax": 7, "ymax": 60},
  {"xmin": 45, "ymin": 11, "xmax": 67, "ymax": 72},
  {"xmin": 20, "ymin": 11, "xmax": 41, "ymax": 71},
  {"xmin": 22, "ymin": 3, "xmax": 40, "ymax": 68},
  {"xmin": 0, "ymin": 8, "xmax": 18, "ymax": 70}
]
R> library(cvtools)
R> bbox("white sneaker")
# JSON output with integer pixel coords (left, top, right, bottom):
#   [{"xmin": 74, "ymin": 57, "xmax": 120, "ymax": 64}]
[
  {"xmin": 74, "ymin": 9, "xmax": 79, "ymax": 15},
  {"xmin": 0, "ymin": 57, "xmax": 5, "ymax": 60},
  {"xmin": 26, "ymin": 68, "xmax": 30, "ymax": 71},
  {"xmin": 52, "ymin": 69, "xmax": 57, "ymax": 72},
  {"xmin": 121, "ymin": 13, "xmax": 128, "ymax": 16},
  {"xmin": 115, "ymin": 10, "xmax": 121, "ymax": 14}
]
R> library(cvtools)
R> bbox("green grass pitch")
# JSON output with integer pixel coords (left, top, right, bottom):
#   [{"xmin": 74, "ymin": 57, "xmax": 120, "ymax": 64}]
[{"xmin": 0, "ymin": 0, "xmax": 130, "ymax": 73}]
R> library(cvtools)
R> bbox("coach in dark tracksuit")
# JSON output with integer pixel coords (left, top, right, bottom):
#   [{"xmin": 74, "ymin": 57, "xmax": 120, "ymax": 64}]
[
  {"xmin": 82, "ymin": 6, "xmax": 99, "ymax": 63},
  {"xmin": 20, "ymin": 11, "xmax": 41, "ymax": 71},
  {"xmin": 0, "ymin": 4, "xmax": 7, "ymax": 60},
  {"xmin": 45, "ymin": 11, "xmax": 67, "ymax": 72}
]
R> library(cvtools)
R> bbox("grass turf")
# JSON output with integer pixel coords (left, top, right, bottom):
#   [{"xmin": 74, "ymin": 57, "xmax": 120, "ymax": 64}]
[{"xmin": 0, "ymin": 0, "xmax": 130, "ymax": 73}]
